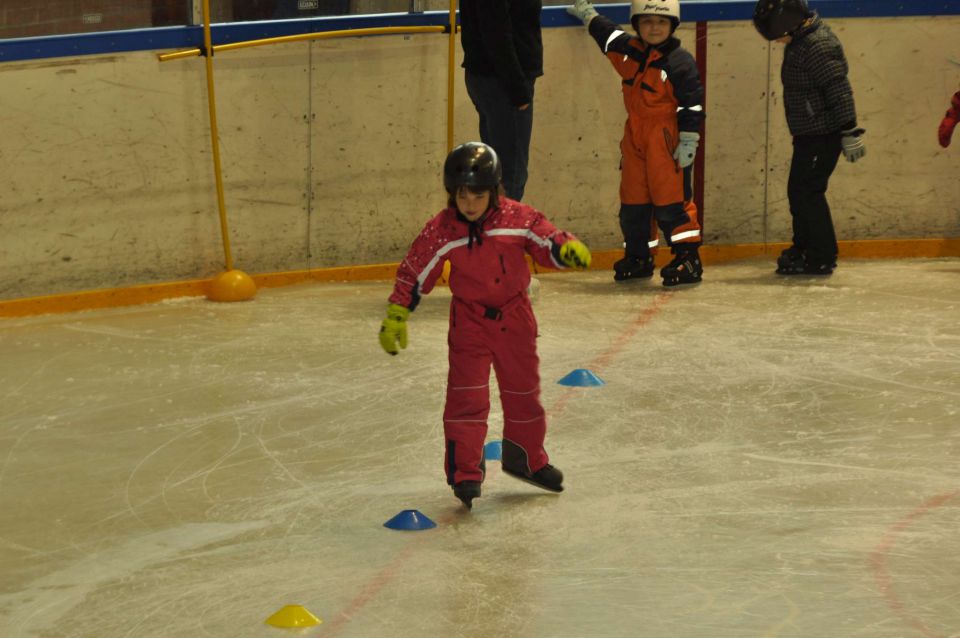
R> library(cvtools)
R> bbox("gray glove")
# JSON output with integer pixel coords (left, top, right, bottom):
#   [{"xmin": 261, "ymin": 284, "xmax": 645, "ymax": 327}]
[
  {"xmin": 840, "ymin": 127, "xmax": 866, "ymax": 163},
  {"xmin": 566, "ymin": 0, "xmax": 598, "ymax": 25},
  {"xmin": 673, "ymin": 131, "xmax": 700, "ymax": 168}
]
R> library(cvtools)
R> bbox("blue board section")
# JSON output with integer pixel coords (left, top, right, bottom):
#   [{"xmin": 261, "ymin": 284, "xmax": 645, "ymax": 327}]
[
  {"xmin": 2, "ymin": 1, "xmax": 958, "ymax": 64},
  {"xmin": 0, "ymin": 13, "xmax": 453, "ymax": 63}
]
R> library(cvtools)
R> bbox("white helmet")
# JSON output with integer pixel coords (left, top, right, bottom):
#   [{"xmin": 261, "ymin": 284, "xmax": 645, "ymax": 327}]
[{"xmin": 631, "ymin": 0, "xmax": 681, "ymax": 31}]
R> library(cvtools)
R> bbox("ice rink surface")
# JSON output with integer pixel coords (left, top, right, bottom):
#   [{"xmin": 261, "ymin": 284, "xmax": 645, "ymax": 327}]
[{"xmin": 1, "ymin": 258, "xmax": 959, "ymax": 638}]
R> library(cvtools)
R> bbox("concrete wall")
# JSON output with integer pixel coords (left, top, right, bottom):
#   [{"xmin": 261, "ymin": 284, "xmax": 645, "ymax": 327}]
[{"xmin": 1, "ymin": 15, "xmax": 958, "ymax": 299}]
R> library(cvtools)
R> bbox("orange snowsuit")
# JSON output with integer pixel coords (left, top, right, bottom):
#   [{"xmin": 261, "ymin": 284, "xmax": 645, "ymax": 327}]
[{"xmin": 588, "ymin": 15, "xmax": 705, "ymax": 253}]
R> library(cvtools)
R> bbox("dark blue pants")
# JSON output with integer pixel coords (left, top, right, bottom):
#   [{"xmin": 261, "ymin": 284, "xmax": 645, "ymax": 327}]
[
  {"xmin": 788, "ymin": 134, "xmax": 842, "ymax": 267},
  {"xmin": 465, "ymin": 71, "xmax": 535, "ymax": 201}
]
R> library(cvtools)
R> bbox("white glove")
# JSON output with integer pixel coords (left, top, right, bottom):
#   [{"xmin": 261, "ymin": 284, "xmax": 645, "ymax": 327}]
[
  {"xmin": 566, "ymin": 0, "xmax": 598, "ymax": 25},
  {"xmin": 840, "ymin": 127, "xmax": 866, "ymax": 163},
  {"xmin": 673, "ymin": 131, "xmax": 700, "ymax": 168}
]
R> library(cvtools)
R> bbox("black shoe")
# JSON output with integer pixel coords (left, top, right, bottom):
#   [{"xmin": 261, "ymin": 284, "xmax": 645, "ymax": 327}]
[
  {"xmin": 501, "ymin": 439, "xmax": 564, "ymax": 493},
  {"xmin": 453, "ymin": 480, "xmax": 482, "ymax": 509},
  {"xmin": 613, "ymin": 255, "xmax": 655, "ymax": 281},
  {"xmin": 661, "ymin": 249, "xmax": 702, "ymax": 287}
]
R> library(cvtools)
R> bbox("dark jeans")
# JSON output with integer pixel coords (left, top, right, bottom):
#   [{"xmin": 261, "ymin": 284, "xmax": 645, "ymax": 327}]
[
  {"xmin": 788, "ymin": 134, "xmax": 842, "ymax": 267},
  {"xmin": 465, "ymin": 71, "xmax": 535, "ymax": 201}
]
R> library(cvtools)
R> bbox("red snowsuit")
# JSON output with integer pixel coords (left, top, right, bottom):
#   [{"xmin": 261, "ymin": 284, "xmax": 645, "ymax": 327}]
[{"xmin": 388, "ymin": 198, "xmax": 580, "ymax": 486}]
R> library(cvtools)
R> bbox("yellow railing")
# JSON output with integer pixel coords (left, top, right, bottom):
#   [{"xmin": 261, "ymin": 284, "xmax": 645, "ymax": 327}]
[
  {"xmin": 158, "ymin": 3, "xmax": 459, "ymax": 302},
  {"xmin": 157, "ymin": 25, "xmax": 448, "ymax": 62}
]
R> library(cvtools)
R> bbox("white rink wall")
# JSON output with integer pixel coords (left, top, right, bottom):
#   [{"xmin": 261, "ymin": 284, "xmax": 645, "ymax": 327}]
[{"xmin": 0, "ymin": 15, "xmax": 958, "ymax": 300}]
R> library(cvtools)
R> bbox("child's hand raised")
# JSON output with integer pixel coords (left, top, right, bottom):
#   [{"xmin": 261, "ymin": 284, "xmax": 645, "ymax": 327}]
[{"xmin": 566, "ymin": 0, "xmax": 598, "ymax": 26}]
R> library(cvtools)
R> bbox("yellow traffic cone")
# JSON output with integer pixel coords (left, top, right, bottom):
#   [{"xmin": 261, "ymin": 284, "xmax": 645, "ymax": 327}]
[{"xmin": 264, "ymin": 604, "xmax": 322, "ymax": 628}]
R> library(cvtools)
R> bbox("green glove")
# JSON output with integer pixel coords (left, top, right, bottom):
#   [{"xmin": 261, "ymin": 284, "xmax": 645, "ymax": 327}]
[
  {"xmin": 559, "ymin": 240, "xmax": 592, "ymax": 269},
  {"xmin": 379, "ymin": 303, "xmax": 410, "ymax": 355}
]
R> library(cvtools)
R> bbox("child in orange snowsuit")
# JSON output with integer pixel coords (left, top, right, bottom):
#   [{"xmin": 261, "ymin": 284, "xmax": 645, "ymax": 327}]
[{"xmin": 567, "ymin": 0, "xmax": 705, "ymax": 286}]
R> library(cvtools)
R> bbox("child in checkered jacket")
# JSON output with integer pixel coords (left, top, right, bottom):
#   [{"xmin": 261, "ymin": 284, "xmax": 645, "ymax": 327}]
[{"xmin": 753, "ymin": 0, "xmax": 865, "ymax": 276}]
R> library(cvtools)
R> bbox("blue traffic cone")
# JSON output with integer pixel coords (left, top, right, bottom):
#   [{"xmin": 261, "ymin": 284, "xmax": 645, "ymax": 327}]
[
  {"xmin": 557, "ymin": 368, "xmax": 605, "ymax": 387},
  {"xmin": 484, "ymin": 440, "xmax": 503, "ymax": 461},
  {"xmin": 383, "ymin": 509, "xmax": 437, "ymax": 531}
]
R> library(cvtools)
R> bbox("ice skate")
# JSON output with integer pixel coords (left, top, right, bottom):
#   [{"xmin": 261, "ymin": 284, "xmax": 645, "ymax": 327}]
[
  {"xmin": 613, "ymin": 255, "xmax": 655, "ymax": 282},
  {"xmin": 501, "ymin": 439, "xmax": 564, "ymax": 492},
  {"xmin": 777, "ymin": 247, "xmax": 835, "ymax": 276},
  {"xmin": 453, "ymin": 480, "xmax": 482, "ymax": 509},
  {"xmin": 660, "ymin": 248, "xmax": 702, "ymax": 287},
  {"xmin": 775, "ymin": 246, "xmax": 806, "ymax": 275},
  {"xmin": 802, "ymin": 262, "xmax": 834, "ymax": 276}
]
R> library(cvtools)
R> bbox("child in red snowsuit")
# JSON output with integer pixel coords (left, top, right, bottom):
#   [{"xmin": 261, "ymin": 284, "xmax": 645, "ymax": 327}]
[{"xmin": 379, "ymin": 142, "xmax": 592, "ymax": 509}]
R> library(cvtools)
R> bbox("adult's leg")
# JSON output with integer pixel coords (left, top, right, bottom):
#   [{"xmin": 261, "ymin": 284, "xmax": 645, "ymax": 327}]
[{"xmin": 464, "ymin": 72, "xmax": 535, "ymax": 200}]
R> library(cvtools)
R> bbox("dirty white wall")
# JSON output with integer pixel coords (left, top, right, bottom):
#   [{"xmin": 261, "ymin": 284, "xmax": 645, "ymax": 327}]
[{"xmin": 0, "ymin": 15, "xmax": 958, "ymax": 300}]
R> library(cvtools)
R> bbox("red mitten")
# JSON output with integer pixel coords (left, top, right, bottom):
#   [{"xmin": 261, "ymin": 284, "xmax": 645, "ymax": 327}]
[{"xmin": 939, "ymin": 91, "xmax": 960, "ymax": 148}]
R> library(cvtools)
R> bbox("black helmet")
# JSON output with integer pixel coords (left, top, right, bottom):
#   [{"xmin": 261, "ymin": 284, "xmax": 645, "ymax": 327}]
[
  {"xmin": 753, "ymin": 0, "xmax": 809, "ymax": 41},
  {"xmin": 443, "ymin": 142, "xmax": 501, "ymax": 193}
]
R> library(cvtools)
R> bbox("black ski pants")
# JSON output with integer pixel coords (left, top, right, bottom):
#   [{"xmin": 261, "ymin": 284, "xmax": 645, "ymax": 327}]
[
  {"xmin": 465, "ymin": 71, "xmax": 535, "ymax": 202},
  {"xmin": 787, "ymin": 133, "xmax": 842, "ymax": 267}
]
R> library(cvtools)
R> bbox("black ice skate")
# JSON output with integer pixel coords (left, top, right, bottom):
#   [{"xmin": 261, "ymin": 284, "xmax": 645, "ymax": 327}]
[
  {"xmin": 453, "ymin": 480, "xmax": 482, "ymax": 509},
  {"xmin": 775, "ymin": 246, "xmax": 806, "ymax": 275},
  {"xmin": 501, "ymin": 439, "xmax": 564, "ymax": 493},
  {"xmin": 777, "ymin": 247, "xmax": 835, "ymax": 276},
  {"xmin": 613, "ymin": 255, "xmax": 655, "ymax": 282},
  {"xmin": 660, "ymin": 248, "xmax": 702, "ymax": 287},
  {"xmin": 802, "ymin": 262, "xmax": 835, "ymax": 276}
]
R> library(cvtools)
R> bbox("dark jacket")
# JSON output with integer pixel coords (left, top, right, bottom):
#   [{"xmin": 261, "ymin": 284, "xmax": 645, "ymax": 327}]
[
  {"xmin": 459, "ymin": 0, "xmax": 543, "ymax": 106},
  {"xmin": 587, "ymin": 15, "xmax": 704, "ymax": 134},
  {"xmin": 782, "ymin": 13, "xmax": 858, "ymax": 136}
]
